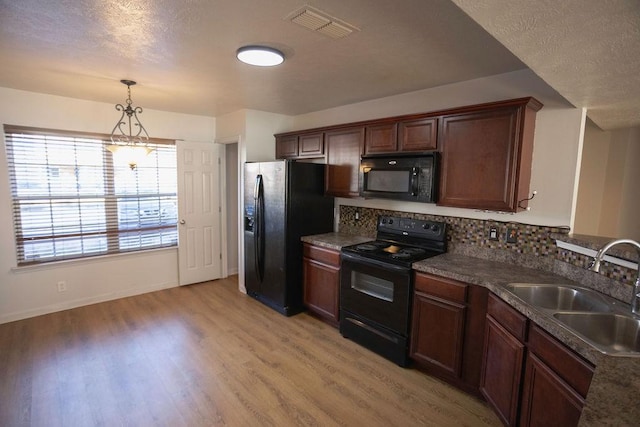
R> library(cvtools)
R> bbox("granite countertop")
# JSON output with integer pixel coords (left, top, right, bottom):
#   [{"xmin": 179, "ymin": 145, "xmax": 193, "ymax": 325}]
[
  {"xmin": 413, "ymin": 254, "xmax": 604, "ymax": 362},
  {"xmin": 413, "ymin": 253, "xmax": 640, "ymax": 426},
  {"xmin": 301, "ymin": 232, "xmax": 371, "ymax": 251},
  {"xmin": 302, "ymin": 233, "xmax": 639, "ymax": 424}
]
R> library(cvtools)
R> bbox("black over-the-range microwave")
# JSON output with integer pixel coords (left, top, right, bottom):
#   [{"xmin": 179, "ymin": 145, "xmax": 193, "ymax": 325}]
[{"xmin": 360, "ymin": 153, "xmax": 438, "ymax": 203}]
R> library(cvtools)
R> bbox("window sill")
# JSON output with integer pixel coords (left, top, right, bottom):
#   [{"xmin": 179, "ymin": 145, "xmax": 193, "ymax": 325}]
[{"xmin": 10, "ymin": 246, "xmax": 178, "ymax": 273}]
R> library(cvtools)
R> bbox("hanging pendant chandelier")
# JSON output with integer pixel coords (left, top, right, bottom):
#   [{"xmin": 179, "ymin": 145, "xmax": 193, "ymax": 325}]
[{"xmin": 107, "ymin": 79, "xmax": 154, "ymax": 170}]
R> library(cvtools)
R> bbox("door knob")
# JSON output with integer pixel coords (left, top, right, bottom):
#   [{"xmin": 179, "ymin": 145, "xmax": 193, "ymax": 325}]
[{"xmin": 179, "ymin": 219, "xmax": 186, "ymax": 224}]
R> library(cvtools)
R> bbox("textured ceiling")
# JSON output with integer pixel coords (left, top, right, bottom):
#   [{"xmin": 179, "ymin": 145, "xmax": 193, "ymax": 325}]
[
  {"xmin": 0, "ymin": 1, "xmax": 637, "ymax": 130},
  {"xmin": 452, "ymin": 0, "xmax": 640, "ymax": 130}
]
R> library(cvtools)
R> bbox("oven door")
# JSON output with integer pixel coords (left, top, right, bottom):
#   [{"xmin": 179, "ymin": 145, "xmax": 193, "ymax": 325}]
[{"xmin": 340, "ymin": 252, "xmax": 412, "ymax": 335}]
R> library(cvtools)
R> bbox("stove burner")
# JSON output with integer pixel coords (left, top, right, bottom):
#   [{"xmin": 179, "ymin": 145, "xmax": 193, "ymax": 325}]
[
  {"xmin": 355, "ymin": 244, "xmax": 377, "ymax": 251},
  {"xmin": 400, "ymin": 247, "xmax": 426, "ymax": 256},
  {"xmin": 355, "ymin": 241, "xmax": 388, "ymax": 251},
  {"xmin": 390, "ymin": 248, "xmax": 427, "ymax": 259}
]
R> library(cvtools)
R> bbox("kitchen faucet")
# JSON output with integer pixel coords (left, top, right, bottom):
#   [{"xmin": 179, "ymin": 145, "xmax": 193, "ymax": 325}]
[{"xmin": 588, "ymin": 239, "xmax": 640, "ymax": 315}]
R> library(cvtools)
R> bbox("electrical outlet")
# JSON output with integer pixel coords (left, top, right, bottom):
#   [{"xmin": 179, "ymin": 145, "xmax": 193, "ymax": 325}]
[
  {"xmin": 57, "ymin": 281, "xmax": 67, "ymax": 292},
  {"xmin": 488, "ymin": 226, "xmax": 499, "ymax": 241},
  {"xmin": 506, "ymin": 228, "xmax": 518, "ymax": 244}
]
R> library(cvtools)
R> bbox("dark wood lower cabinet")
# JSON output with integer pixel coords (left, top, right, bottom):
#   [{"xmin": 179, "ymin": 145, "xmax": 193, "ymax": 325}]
[
  {"xmin": 519, "ymin": 324, "xmax": 594, "ymax": 427},
  {"xmin": 480, "ymin": 315, "xmax": 526, "ymax": 426},
  {"xmin": 410, "ymin": 273, "xmax": 487, "ymax": 395},
  {"xmin": 302, "ymin": 243, "xmax": 340, "ymax": 327},
  {"xmin": 519, "ymin": 353, "xmax": 584, "ymax": 427},
  {"xmin": 480, "ymin": 294, "xmax": 594, "ymax": 426}
]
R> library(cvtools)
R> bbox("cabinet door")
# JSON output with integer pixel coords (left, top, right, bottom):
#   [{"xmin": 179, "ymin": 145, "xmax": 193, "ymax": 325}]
[
  {"xmin": 410, "ymin": 292, "xmax": 466, "ymax": 377},
  {"xmin": 325, "ymin": 127, "xmax": 364, "ymax": 197},
  {"xmin": 480, "ymin": 315, "xmax": 526, "ymax": 426},
  {"xmin": 439, "ymin": 107, "xmax": 520, "ymax": 211},
  {"xmin": 519, "ymin": 353, "xmax": 584, "ymax": 427},
  {"xmin": 302, "ymin": 244, "xmax": 340, "ymax": 327},
  {"xmin": 303, "ymin": 258, "xmax": 340, "ymax": 326},
  {"xmin": 275, "ymin": 135, "xmax": 299, "ymax": 159},
  {"xmin": 299, "ymin": 133, "xmax": 324, "ymax": 158},
  {"xmin": 364, "ymin": 123, "xmax": 398, "ymax": 154},
  {"xmin": 399, "ymin": 117, "xmax": 437, "ymax": 151}
]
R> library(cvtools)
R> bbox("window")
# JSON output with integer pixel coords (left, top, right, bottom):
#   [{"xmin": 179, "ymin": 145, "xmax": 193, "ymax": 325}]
[{"xmin": 4, "ymin": 125, "xmax": 177, "ymax": 266}]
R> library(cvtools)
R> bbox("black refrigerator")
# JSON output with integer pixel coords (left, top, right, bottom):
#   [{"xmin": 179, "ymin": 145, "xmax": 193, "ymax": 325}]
[{"xmin": 243, "ymin": 160, "xmax": 334, "ymax": 316}]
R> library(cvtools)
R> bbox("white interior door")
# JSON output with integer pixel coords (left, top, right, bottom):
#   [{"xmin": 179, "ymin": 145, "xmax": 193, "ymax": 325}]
[{"xmin": 177, "ymin": 141, "xmax": 222, "ymax": 285}]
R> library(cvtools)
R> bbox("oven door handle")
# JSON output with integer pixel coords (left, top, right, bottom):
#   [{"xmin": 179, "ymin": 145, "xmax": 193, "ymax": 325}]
[{"xmin": 340, "ymin": 251, "xmax": 412, "ymax": 273}]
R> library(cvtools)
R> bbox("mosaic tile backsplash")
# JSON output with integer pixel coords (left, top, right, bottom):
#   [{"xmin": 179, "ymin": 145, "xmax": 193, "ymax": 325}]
[{"xmin": 337, "ymin": 205, "xmax": 637, "ymax": 288}]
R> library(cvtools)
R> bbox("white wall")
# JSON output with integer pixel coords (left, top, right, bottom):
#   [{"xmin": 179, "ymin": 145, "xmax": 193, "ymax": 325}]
[
  {"xmin": 0, "ymin": 87, "xmax": 216, "ymax": 323},
  {"xmin": 618, "ymin": 127, "xmax": 640, "ymax": 240},
  {"xmin": 291, "ymin": 70, "xmax": 584, "ymax": 228},
  {"xmin": 574, "ymin": 121, "xmax": 612, "ymax": 235},
  {"xmin": 575, "ymin": 124, "xmax": 640, "ymax": 240}
]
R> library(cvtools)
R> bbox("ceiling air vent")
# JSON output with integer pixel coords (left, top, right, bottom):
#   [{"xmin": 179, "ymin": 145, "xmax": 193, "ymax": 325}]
[{"xmin": 286, "ymin": 5, "xmax": 359, "ymax": 39}]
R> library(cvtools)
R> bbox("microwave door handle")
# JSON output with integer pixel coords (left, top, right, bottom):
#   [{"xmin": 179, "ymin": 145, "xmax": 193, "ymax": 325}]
[{"xmin": 410, "ymin": 167, "xmax": 419, "ymax": 196}]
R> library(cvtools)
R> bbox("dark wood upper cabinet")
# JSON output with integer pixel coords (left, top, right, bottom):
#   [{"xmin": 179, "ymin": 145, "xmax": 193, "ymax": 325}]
[
  {"xmin": 275, "ymin": 135, "xmax": 299, "ymax": 159},
  {"xmin": 275, "ymin": 132, "xmax": 324, "ymax": 159},
  {"xmin": 274, "ymin": 97, "xmax": 542, "ymax": 203},
  {"xmin": 364, "ymin": 118, "xmax": 437, "ymax": 155},
  {"xmin": 438, "ymin": 97, "xmax": 542, "ymax": 212},
  {"xmin": 299, "ymin": 133, "xmax": 324, "ymax": 157},
  {"xmin": 364, "ymin": 123, "xmax": 398, "ymax": 154},
  {"xmin": 399, "ymin": 117, "xmax": 437, "ymax": 151},
  {"xmin": 324, "ymin": 127, "xmax": 364, "ymax": 197}
]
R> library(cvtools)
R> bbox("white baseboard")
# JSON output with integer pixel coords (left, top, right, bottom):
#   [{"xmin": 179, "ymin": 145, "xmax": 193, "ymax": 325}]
[{"xmin": 0, "ymin": 281, "xmax": 178, "ymax": 324}]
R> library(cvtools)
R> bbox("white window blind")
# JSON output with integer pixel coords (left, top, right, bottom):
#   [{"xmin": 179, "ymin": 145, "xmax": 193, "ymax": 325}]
[{"xmin": 4, "ymin": 125, "xmax": 177, "ymax": 266}]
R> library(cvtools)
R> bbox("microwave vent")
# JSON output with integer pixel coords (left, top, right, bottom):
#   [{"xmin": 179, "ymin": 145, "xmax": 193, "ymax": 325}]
[{"xmin": 286, "ymin": 5, "xmax": 359, "ymax": 39}]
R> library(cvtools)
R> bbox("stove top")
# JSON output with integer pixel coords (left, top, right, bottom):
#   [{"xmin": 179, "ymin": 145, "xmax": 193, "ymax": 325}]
[{"xmin": 341, "ymin": 216, "xmax": 447, "ymax": 267}]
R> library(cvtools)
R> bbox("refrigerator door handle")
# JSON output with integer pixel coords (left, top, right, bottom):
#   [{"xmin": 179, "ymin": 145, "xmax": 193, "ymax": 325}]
[{"xmin": 254, "ymin": 174, "xmax": 265, "ymax": 282}]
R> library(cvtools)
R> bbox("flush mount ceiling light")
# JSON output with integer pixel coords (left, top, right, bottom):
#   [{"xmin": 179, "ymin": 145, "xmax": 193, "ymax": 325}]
[
  {"xmin": 106, "ymin": 79, "xmax": 154, "ymax": 170},
  {"xmin": 236, "ymin": 46, "xmax": 285, "ymax": 66}
]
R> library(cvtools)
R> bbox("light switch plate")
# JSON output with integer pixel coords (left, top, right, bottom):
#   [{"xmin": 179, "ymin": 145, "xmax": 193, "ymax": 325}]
[
  {"xmin": 506, "ymin": 227, "xmax": 518, "ymax": 244},
  {"xmin": 489, "ymin": 227, "xmax": 499, "ymax": 241}
]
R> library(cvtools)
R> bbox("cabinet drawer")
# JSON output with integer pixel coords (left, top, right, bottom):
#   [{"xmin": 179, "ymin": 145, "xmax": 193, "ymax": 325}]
[
  {"xmin": 487, "ymin": 293, "xmax": 528, "ymax": 342},
  {"xmin": 528, "ymin": 324, "xmax": 594, "ymax": 398},
  {"xmin": 415, "ymin": 273, "xmax": 467, "ymax": 304},
  {"xmin": 303, "ymin": 243, "xmax": 340, "ymax": 267}
]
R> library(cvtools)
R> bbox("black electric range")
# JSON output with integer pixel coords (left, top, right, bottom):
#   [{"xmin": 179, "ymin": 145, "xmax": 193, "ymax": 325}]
[
  {"xmin": 339, "ymin": 215, "xmax": 447, "ymax": 366},
  {"xmin": 341, "ymin": 215, "xmax": 447, "ymax": 269}
]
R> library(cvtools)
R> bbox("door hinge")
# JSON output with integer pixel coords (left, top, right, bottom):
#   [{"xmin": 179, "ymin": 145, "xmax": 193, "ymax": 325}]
[
  {"xmin": 218, "ymin": 157, "xmax": 221, "ymax": 165},
  {"xmin": 220, "ymin": 253, "xmax": 222, "ymax": 260}
]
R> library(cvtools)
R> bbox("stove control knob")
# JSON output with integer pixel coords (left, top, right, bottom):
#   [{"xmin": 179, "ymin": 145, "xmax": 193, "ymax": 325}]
[
  {"xmin": 381, "ymin": 218, "xmax": 387, "ymax": 224},
  {"xmin": 389, "ymin": 219, "xmax": 394, "ymax": 224},
  {"xmin": 431, "ymin": 224, "xmax": 440, "ymax": 232}
]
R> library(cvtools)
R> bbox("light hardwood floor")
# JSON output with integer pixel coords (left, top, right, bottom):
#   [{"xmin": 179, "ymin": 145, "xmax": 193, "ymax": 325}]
[{"xmin": 0, "ymin": 276, "xmax": 501, "ymax": 426}]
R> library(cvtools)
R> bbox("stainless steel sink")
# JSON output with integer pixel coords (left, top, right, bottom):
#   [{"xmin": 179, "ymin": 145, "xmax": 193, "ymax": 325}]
[
  {"xmin": 505, "ymin": 283, "xmax": 612, "ymax": 312},
  {"xmin": 553, "ymin": 312, "xmax": 640, "ymax": 354}
]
